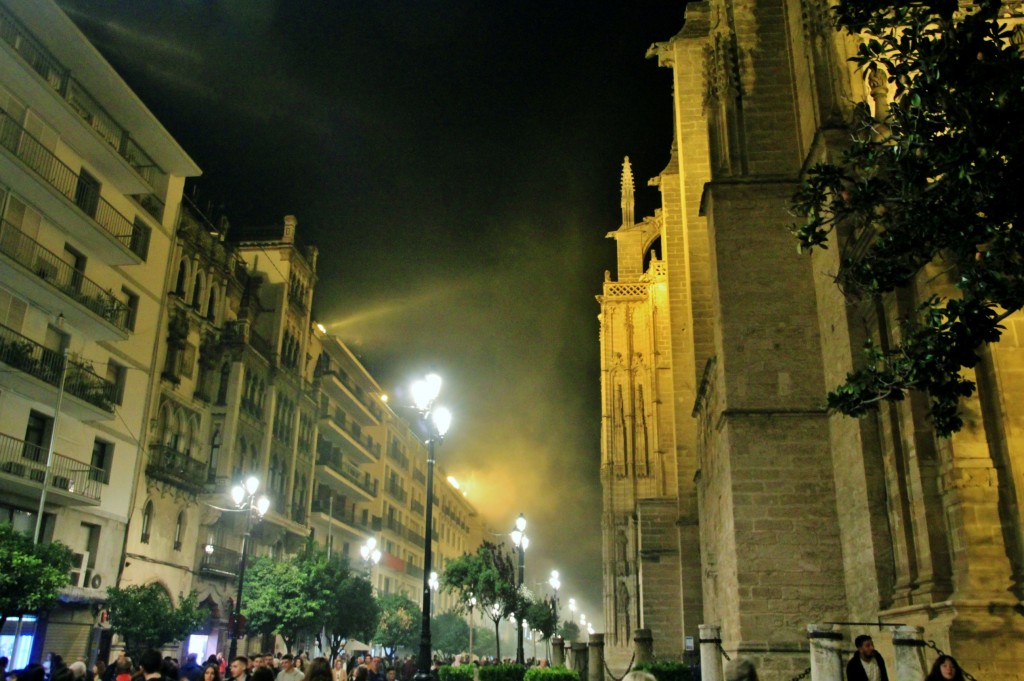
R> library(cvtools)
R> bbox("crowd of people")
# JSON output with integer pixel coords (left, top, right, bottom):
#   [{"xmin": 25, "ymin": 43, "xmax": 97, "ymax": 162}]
[{"xmin": 0, "ymin": 635, "xmax": 968, "ymax": 681}]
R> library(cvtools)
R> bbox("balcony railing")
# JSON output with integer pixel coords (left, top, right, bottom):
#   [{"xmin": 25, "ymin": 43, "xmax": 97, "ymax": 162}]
[
  {"xmin": 314, "ymin": 366, "xmax": 384, "ymax": 421},
  {"xmin": 199, "ymin": 544, "xmax": 240, "ymax": 578},
  {"xmin": 387, "ymin": 445, "xmax": 409, "ymax": 469},
  {"xmin": 0, "ymin": 219, "xmax": 130, "ymax": 330},
  {"xmin": 0, "ymin": 109, "xmax": 150, "ymax": 259},
  {"xmin": 0, "ymin": 323, "xmax": 116, "ymax": 411},
  {"xmin": 405, "ymin": 563, "xmax": 424, "ymax": 580},
  {"xmin": 413, "ymin": 469, "xmax": 426, "ymax": 484},
  {"xmin": 0, "ymin": 430, "xmax": 102, "ymax": 501},
  {"xmin": 384, "ymin": 481, "xmax": 407, "ymax": 504},
  {"xmin": 0, "ymin": 4, "xmax": 165, "ymax": 190},
  {"xmin": 146, "ymin": 444, "xmax": 207, "ymax": 494},
  {"xmin": 316, "ymin": 449, "xmax": 378, "ymax": 496},
  {"xmin": 410, "ymin": 499, "xmax": 424, "ymax": 516},
  {"xmin": 221, "ymin": 320, "xmax": 275, "ymax": 360}
]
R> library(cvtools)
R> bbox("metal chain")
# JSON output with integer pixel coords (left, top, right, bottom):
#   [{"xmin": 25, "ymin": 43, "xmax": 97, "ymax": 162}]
[
  {"xmin": 603, "ymin": 651, "xmax": 637, "ymax": 681},
  {"xmin": 924, "ymin": 640, "xmax": 978, "ymax": 681},
  {"xmin": 717, "ymin": 642, "xmax": 732, "ymax": 662},
  {"xmin": 788, "ymin": 667, "xmax": 812, "ymax": 681}
]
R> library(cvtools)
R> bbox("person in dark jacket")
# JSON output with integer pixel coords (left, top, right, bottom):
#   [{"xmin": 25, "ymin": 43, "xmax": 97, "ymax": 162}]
[
  {"xmin": 180, "ymin": 655, "xmax": 203, "ymax": 681},
  {"xmin": 846, "ymin": 635, "xmax": 889, "ymax": 681}
]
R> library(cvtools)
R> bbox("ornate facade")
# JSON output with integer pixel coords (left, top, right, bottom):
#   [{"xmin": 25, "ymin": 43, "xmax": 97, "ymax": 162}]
[{"xmin": 600, "ymin": 2, "xmax": 1024, "ymax": 679}]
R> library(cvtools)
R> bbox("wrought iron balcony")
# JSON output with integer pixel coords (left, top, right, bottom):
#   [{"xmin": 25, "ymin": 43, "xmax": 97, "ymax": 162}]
[
  {"xmin": 0, "ymin": 4, "xmax": 163, "ymax": 190},
  {"xmin": 0, "ymin": 323, "xmax": 116, "ymax": 414},
  {"xmin": 146, "ymin": 444, "xmax": 207, "ymax": 494},
  {"xmin": 0, "ymin": 219, "xmax": 130, "ymax": 333},
  {"xmin": 0, "ymin": 430, "xmax": 102, "ymax": 504},
  {"xmin": 0, "ymin": 109, "xmax": 149, "ymax": 260},
  {"xmin": 384, "ymin": 480, "xmax": 408, "ymax": 504},
  {"xmin": 199, "ymin": 543, "xmax": 240, "ymax": 579}
]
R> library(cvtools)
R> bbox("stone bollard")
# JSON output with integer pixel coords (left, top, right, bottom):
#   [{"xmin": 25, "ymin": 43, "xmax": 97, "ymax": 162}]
[
  {"xmin": 634, "ymin": 629, "xmax": 654, "ymax": 667},
  {"xmin": 589, "ymin": 634, "xmax": 605, "ymax": 681},
  {"xmin": 892, "ymin": 626, "xmax": 928, "ymax": 681},
  {"xmin": 700, "ymin": 624, "xmax": 724, "ymax": 681},
  {"xmin": 552, "ymin": 636, "xmax": 565, "ymax": 667},
  {"xmin": 807, "ymin": 623, "xmax": 844, "ymax": 681},
  {"xmin": 573, "ymin": 641, "xmax": 589, "ymax": 680}
]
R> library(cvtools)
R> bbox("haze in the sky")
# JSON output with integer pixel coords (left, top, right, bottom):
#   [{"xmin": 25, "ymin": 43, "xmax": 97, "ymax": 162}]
[{"xmin": 61, "ymin": 0, "xmax": 685, "ymax": 627}]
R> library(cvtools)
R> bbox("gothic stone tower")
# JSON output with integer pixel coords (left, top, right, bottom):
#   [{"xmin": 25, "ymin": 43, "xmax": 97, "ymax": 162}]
[
  {"xmin": 599, "ymin": 158, "xmax": 703, "ymax": 660},
  {"xmin": 612, "ymin": 1, "xmax": 1024, "ymax": 679}
]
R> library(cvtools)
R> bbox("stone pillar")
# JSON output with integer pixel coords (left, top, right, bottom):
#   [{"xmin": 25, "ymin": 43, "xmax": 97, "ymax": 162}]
[
  {"xmin": 589, "ymin": 634, "xmax": 605, "ymax": 681},
  {"xmin": 700, "ymin": 624, "xmax": 724, "ymax": 681},
  {"xmin": 892, "ymin": 626, "xmax": 928, "ymax": 681},
  {"xmin": 634, "ymin": 628, "xmax": 654, "ymax": 666},
  {"xmin": 552, "ymin": 636, "xmax": 565, "ymax": 667},
  {"xmin": 572, "ymin": 642, "xmax": 589, "ymax": 679},
  {"xmin": 807, "ymin": 624, "xmax": 843, "ymax": 681}
]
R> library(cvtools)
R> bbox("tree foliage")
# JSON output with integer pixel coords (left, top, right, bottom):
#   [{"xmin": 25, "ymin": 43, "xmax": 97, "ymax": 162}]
[
  {"xmin": 557, "ymin": 621, "xmax": 580, "ymax": 642},
  {"xmin": 524, "ymin": 598, "xmax": 557, "ymax": 641},
  {"xmin": 106, "ymin": 584, "xmax": 206, "ymax": 662},
  {"xmin": 790, "ymin": 0, "xmax": 1024, "ymax": 434},
  {"xmin": 441, "ymin": 542, "xmax": 523, "ymax": 660},
  {"xmin": 299, "ymin": 545, "xmax": 378, "ymax": 662},
  {"xmin": 432, "ymin": 612, "xmax": 470, "ymax": 656},
  {"xmin": 0, "ymin": 523, "xmax": 73, "ymax": 631},
  {"xmin": 242, "ymin": 555, "xmax": 320, "ymax": 653},
  {"xmin": 373, "ymin": 593, "xmax": 419, "ymax": 659}
]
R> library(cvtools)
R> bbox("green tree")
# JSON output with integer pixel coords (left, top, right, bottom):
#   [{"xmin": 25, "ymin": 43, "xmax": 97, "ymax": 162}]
[
  {"xmin": 790, "ymin": 0, "xmax": 1024, "ymax": 435},
  {"xmin": 441, "ymin": 542, "xmax": 520, "ymax": 660},
  {"xmin": 471, "ymin": 626, "xmax": 496, "ymax": 660},
  {"xmin": 557, "ymin": 621, "xmax": 580, "ymax": 642},
  {"xmin": 432, "ymin": 612, "xmax": 470, "ymax": 656},
  {"xmin": 373, "ymin": 593, "xmax": 419, "ymax": 660},
  {"xmin": 105, "ymin": 584, "xmax": 206, "ymax": 662},
  {"xmin": 524, "ymin": 598, "xmax": 557, "ymax": 641},
  {"xmin": 242, "ymin": 555, "xmax": 320, "ymax": 653},
  {"xmin": 0, "ymin": 523, "xmax": 73, "ymax": 631}
]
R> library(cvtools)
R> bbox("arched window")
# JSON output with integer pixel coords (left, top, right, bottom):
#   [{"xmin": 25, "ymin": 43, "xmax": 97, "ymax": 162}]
[
  {"xmin": 172, "ymin": 410, "xmax": 186, "ymax": 451},
  {"xmin": 192, "ymin": 272, "xmax": 204, "ymax": 310},
  {"xmin": 174, "ymin": 510, "xmax": 185, "ymax": 551},
  {"xmin": 217, "ymin": 362, "xmax": 231, "ymax": 405},
  {"xmin": 175, "ymin": 261, "xmax": 187, "ymax": 296},
  {"xmin": 207, "ymin": 285, "xmax": 218, "ymax": 320},
  {"xmin": 141, "ymin": 500, "xmax": 153, "ymax": 543}
]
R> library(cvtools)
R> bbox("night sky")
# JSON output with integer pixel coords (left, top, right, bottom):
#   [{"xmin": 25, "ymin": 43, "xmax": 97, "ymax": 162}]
[{"xmin": 60, "ymin": 0, "xmax": 685, "ymax": 627}]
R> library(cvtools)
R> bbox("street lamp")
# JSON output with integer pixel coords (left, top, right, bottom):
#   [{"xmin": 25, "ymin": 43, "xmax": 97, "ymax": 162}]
[
  {"xmin": 510, "ymin": 513, "xmax": 529, "ymax": 664},
  {"xmin": 228, "ymin": 476, "xmax": 270, "ymax": 660},
  {"xmin": 568, "ymin": 598, "xmax": 577, "ymax": 636},
  {"xmin": 412, "ymin": 373, "xmax": 451, "ymax": 681},
  {"xmin": 429, "ymin": 571, "xmax": 440, "ymax": 616},
  {"xmin": 360, "ymin": 537, "xmax": 382, "ymax": 578},
  {"xmin": 548, "ymin": 570, "xmax": 560, "ymax": 630},
  {"xmin": 467, "ymin": 595, "xmax": 477, "ymax": 659}
]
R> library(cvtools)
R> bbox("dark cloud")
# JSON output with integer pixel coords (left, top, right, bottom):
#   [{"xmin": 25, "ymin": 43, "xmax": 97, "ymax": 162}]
[{"xmin": 61, "ymin": 0, "xmax": 684, "ymax": 627}]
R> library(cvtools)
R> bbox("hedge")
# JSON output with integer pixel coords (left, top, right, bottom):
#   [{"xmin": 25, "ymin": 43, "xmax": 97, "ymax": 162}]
[
  {"xmin": 477, "ymin": 663, "xmax": 528, "ymax": 681},
  {"xmin": 633, "ymin": 661, "xmax": 692, "ymax": 681},
  {"xmin": 439, "ymin": 667, "xmax": 476, "ymax": 681},
  {"xmin": 523, "ymin": 667, "xmax": 579, "ymax": 681}
]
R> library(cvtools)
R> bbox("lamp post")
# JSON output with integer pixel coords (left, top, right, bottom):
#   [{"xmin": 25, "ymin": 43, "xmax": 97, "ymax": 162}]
[
  {"xmin": 510, "ymin": 513, "xmax": 529, "ymax": 664},
  {"xmin": 412, "ymin": 374, "xmax": 452, "ymax": 681},
  {"xmin": 429, "ymin": 571, "xmax": 440, "ymax": 616},
  {"xmin": 360, "ymin": 537, "xmax": 382, "ymax": 589},
  {"xmin": 228, "ymin": 476, "xmax": 270, "ymax": 660},
  {"xmin": 467, "ymin": 595, "xmax": 477, "ymax": 660}
]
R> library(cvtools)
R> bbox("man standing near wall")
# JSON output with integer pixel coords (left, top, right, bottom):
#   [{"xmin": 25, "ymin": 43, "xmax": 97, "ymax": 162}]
[{"xmin": 847, "ymin": 636, "xmax": 889, "ymax": 681}]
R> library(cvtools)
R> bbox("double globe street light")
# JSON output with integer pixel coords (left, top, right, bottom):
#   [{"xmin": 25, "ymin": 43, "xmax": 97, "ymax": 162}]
[
  {"xmin": 411, "ymin": 374, "xmax": 452, "ymax": 681},
  {"xmin": 510, "ymin": 513, "xmax": 529, "ymax": 664},
  {"xmin": 227, "ymin": 476, "xmax": 270, "ymax": 660}
]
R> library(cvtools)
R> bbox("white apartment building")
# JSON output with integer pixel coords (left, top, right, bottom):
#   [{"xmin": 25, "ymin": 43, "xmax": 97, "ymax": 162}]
[{"xmin": 0, "ymin": 0, "xmax": 199, "ymax": 665}]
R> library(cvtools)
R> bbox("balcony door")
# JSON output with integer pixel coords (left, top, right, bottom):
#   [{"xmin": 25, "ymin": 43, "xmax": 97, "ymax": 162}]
[{"xmin": 74, "ymin": 168, "xmax": 100, "ymax": 218}]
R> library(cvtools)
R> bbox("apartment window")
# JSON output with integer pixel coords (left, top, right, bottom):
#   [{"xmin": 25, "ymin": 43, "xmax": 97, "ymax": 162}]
[
  {"xmin": 61, "ymin": 245, "xmax": 86, "ymax": 294},
  {"xmin": 90, "ymin": 439, "xmax": 113, "ymax": 484},
  {"xmin": 121, "ymin": 287, "xmax": 139, "ymax": 331},
  {"xmin": 74, "ymin": 168, "xmax": 101, "ymax": 218},
  {"xmin": 105, "ymin": 360, "xmax": 126, "ymax": 405},
  {"xmin": 23, "ymin": 411, "xmax": 52, "ymax": 462},
  {"xmin": 0, "ymin": 287, "xmax": 27, "ymax": 333},
  {"xmin": 140, "ymin": 500, "xmax": 153, "ymax": 543},
  {"xmin": 81, "ymin": 522, "xmax": 100, "ymax": 568},
  {"xmin": 130, "ymin": 217, "xmax": 150, "ymax": 261},
  {"xmin": 174, "ymin": 511, "xmax": 185, "ymax": 551}
]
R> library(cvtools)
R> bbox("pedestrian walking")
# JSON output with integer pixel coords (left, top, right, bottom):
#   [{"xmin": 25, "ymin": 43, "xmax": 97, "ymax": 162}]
[{"xmin": 847, "ymin": 635, "xmax": 889, "ymax": 681}]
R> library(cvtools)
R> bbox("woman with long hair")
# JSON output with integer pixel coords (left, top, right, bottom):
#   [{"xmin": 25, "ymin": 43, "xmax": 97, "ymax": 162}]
[
  {"xmin": 926, "ymin": 656, "xmax": 965, "ymax": 681},
  {"xmin": 202, "ymin": 665, "xmax": 222, "ymax": 681}
]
